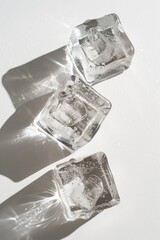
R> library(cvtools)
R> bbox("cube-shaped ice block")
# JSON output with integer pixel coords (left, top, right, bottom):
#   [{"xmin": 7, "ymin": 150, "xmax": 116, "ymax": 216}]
[
  {"xmin": 54, "ymin": 152, "xmax": 120, "ymax": 220},
  {"xmin": 68, "ymin": 14, "xmax": 134, "ymax": 85},
  {"xmin": 35, "ymin": 75, "xmax": 111, "ymax": 151}
]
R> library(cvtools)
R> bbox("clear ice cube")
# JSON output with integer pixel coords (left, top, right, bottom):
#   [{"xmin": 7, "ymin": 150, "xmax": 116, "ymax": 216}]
[
  {"xmin": 54, "ymin": 152, "xmax": 120, "ymax": 220},
  {"xmin": 68, "ymin": 13, "xmax": 135, "ymax": 85},
  {"xmin": 35, "ymin": 75, "xmax": 111, "ymax": 151}
]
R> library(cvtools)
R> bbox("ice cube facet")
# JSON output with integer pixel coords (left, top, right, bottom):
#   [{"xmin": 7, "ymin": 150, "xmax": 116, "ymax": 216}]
[
  {"xmin": 54, "ymin": 152, "xmax": 120, "ymax": 220},
  {"xmin": 68, "ymin": 14, "xmax": 135, "ymax": 85},
  {"xmin": 35, "ymin": 75, "xmax": 111, "ymax": 151}
]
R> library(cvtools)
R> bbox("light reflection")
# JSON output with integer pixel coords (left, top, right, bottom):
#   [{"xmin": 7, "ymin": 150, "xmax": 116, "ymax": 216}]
[
  {"xmin": 13, "ymin": 194, "xmax": 62, "ymax": 235},
  {"xmin": 3, "ymin": 46, "xmax": 75, "ymax": 110},
  {"xmin": 0, "ymin": 173, "xmax": 67, "ymax": 240},
  {"xmin": 1, "ymin": 126, "xmax": 46, "ymax": 145}
]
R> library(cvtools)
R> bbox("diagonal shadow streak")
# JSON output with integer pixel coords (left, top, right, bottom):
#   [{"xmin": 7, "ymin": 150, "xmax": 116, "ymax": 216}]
[
  {"xmin": 0, "ymin": 94, "xmax": 71, "ymax": 182},
  {"xmin": 0, "ymin": 40, "xmax": 104, "ymax": 240},
  {"xmin": 0, "ymin": 46, "xmax": 77, "ymax": 182},
  {"xmin": 0, "ymin": 170, "xmax": 94, "ymax": 240},
  {"xmin": 2, "ymin": 46, "xmax": 76, "ymax": 109}
]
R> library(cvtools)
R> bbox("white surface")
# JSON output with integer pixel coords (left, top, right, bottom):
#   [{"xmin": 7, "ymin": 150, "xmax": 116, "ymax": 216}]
[{"xmin": 0, "ymin": 0, "xmax": 160, "ymax": 240}]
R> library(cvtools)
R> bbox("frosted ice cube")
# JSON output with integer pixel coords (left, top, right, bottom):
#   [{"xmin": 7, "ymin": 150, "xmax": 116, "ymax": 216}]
[
  {"xmin": 68, "ymin": 13, "xmax": 135, "ymax": 85},
  {"xmin": 54, "ymin": 152, "xmax": 120, "ymax": 220},
  {"xmin": 35, "ymin": 75, "xmax": 111, "ymax": 151}
]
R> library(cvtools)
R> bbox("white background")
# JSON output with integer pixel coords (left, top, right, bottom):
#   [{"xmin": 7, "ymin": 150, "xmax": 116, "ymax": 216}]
[{"xmin": 0, "ymin": 0, "xmax": 160, "ymax": 239}]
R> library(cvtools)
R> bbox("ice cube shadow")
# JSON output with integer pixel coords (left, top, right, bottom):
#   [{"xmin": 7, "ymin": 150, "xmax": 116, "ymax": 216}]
[
  {"xmin": 0, "ymin": 170, "xmax": 91, "ymax": 240},
  {"xmin": 2, "ymin": 46, "xmax": 75, "ymax": 109},
  {"xmin": 0, "ymin": 94, "xmax": 70, "ymax": 182}
]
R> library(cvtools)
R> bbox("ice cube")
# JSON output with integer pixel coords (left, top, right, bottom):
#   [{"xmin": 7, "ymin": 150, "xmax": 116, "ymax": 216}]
[
  {"xmin": 35, "ymin": 75, "xmax": 111, "ymax": 151},
  {"xmin": 54, "ymin": 152, "xmax": 120, "ymax": 220},
  {"xmin": 68, "ymin": 13, "xmax": 135, "ymax": 85}
]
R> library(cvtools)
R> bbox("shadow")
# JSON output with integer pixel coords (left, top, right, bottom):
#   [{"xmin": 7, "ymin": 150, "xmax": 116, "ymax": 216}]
[
  {"xmin": 0, "ymin": 94, "xmax": 71, "ymax": 182},
  {"xmin": 0, "ymin": 170, "xmax": 88, "ymax": 240},
  {"xmin": 0, "ymin": 46, "xmax": 78, "ymax": 182},
  {"xmin": 2, "ymin": 46, "xmax": 76, "ymax": 109}
]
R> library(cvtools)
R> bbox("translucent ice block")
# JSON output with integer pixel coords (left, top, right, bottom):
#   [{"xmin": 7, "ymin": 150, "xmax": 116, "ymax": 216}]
[
  {"xmin": 68, "ymin": 13, "xmax": 135, "ymax": 85},
  {"xmin": 54, "ymin": 152, "xmax": 120, "ymax": 220},
  {"xmin": 35, "ymin": 75, "xmax": 111, "ymax": 151}
]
